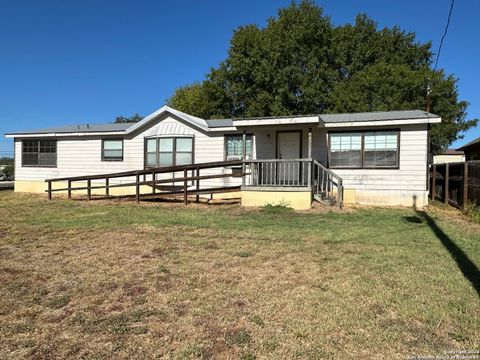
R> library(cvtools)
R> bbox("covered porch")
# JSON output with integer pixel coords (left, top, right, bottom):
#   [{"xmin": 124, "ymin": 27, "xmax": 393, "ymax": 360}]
[{"xmin": 233, "ymin": 119, "xmax": 343, "ymax": 208}]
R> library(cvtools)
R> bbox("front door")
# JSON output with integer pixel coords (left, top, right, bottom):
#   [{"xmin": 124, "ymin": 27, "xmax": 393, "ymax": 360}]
[{"xmin": 277, "ymin": 131, "xmax": 301, "ymax": 184}]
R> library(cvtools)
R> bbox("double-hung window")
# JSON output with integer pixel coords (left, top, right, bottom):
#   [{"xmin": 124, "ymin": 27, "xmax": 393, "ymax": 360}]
[
  {"xmin": 102, "ymin": 139, "xmax": 123, "ymax": 161},
  {"xmin": 225, "ymin": 134, "xmax": 252, "ymax": 161},
  {"xmin": 329, "ymin": 133, "xmax": 362, "ymax": 168},
  {"xmin": 145, "ymin": 137, "xmax": 194, "ymax": 167},
  {"xmin": 329, "ymin": 130, "xmax": 399, "ymax": 169},
  {"xmin": 364, "ymin": 132, "xmax": 398, "ymax": 168},
  {"xmin": 22, "ymin": 140, "xmax": 57, "ymax": 167}
]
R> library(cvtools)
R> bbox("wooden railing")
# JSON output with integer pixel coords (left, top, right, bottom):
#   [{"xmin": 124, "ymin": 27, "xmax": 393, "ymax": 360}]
[
  {"xmin": 45, "ymin": 160, "xmax": 244, "ymax": 204},
  {"xmin": 244, "ymin": 159, "xmax": 312, "ymax": 188},
  {"xmin": 46, "ymin": 158, "xmax": 345, "ymax": 207},
  {"xmin": 312, "ymin": 160, "xmax": 343, "ymax": 207},
  {"xmin": 244, "ymin": 158, "xmax": 343, "ymax": 207}
]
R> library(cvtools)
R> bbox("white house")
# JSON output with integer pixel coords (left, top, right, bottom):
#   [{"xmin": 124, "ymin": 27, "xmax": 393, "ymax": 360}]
[{"xmin": 5, "ymin": 106, "xmax": 441, "ymax": 209}]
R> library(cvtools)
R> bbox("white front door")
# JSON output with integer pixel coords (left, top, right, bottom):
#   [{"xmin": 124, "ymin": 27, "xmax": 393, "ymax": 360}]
[
  {"xmin": 277, "ymin": 131, "xmax": 301, "ymax": 184},
  {"xmin": 277, "ymin": 131, "xmax": 301, "ymax": 159}
]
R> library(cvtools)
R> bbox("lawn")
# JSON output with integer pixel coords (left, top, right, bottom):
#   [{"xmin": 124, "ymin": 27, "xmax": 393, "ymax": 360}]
[{"xmin": 0, "ymin": 192, "xmax": 478, "ymax": 359}]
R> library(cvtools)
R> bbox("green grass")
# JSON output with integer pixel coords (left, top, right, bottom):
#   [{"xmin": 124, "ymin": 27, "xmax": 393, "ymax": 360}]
[{"xmin": 0, "ymin": 192, "xmax": 479, "ymax": 359}]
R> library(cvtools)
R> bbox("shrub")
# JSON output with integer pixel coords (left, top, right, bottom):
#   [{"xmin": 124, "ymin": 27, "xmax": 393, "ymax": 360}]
[{"xmin": 463, "ymin": 201, "xmax": 480, "ymax": 224}]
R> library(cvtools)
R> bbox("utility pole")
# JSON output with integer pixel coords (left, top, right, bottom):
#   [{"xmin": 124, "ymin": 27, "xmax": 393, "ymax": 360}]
[{"xmin": 425, "ymin": 78, "xmax": 432, "ymax": 113}]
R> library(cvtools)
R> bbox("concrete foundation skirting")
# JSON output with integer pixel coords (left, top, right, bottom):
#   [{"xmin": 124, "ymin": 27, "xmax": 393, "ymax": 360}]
[
  {"xmin": 241, "ymin": 189, "xmax": 312, "ymax": 210},
  {"xmin": 343, "ymin": 188, "xmax": 428, "ymax": 207}
]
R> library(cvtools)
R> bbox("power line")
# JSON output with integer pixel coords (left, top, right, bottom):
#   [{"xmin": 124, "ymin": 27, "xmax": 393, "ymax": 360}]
[{"xmin": 434, "ymin": 0, "xmax": 455, "ymax": 71}]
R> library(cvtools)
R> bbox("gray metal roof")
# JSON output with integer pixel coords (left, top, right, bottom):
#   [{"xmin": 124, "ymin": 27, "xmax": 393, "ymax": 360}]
[
  {"xmin": 6, "ymin": 109, "xmax": 439, "ymax": 136},
  {"xmin": 206, "ymin": 119, "xmax": 234, "ymax": 128},
  {"xmin": 6, "ymin": 123, "xmax": 131, "ymax": 135},
  {"xmin": 319, "ymin": 110, "xmax": 438, "ymax": 123}
]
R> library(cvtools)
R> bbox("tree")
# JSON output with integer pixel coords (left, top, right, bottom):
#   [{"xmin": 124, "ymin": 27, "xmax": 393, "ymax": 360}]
[
  {"xmin": 0, "ymin": 157, "xmax": 13, "ymax": 165},
  {"xmin": 114, "ymin": 113, "xmax": 144, "ymax": 123},
  {"xmin": 167, "ymin": 0, "xmax": 476, "ymax": 152}
]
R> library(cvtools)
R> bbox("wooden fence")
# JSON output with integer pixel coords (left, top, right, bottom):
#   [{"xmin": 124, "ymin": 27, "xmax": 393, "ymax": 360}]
[{"xmin": 429, "ymin": 160, "xmax": 480, "ymax": 208}]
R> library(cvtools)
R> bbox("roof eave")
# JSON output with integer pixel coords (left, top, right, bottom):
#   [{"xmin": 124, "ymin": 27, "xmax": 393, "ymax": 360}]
[
  {"xmin": 323, "ymin": 117, "xmax": 441, "ymax": 128},
  {"xmin": 5, "ymin": 130, "xmax": 127, "ymax": 138},
  {"xmin": 233, "ymin": 116, "xmax": 319, "ymax": 127}
]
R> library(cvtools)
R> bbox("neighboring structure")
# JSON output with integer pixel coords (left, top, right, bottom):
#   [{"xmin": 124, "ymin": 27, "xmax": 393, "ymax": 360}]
[
  {"xmin": 457, "ymin": 136, "xmax": 480, "ymax": 161},
  {"xmin": 5, "ymin": 106, "xmax": 441, "ymax": 209},
  {"xmin": 433, "ymin": 149, "xmax": 465, "ymax": 164}
]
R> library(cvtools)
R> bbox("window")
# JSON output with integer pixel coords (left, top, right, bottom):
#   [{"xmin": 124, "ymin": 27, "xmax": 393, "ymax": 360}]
[
  {"xmin": 22, "ymin": 140, "xmax": 57, "ymax": 167},
  {"xmin": 225, "ymin": 134, "xmax": 252, "ymax": 161},
  {"xmin": 364, "ymin": 132, "xmax": 398, "ymax": 168},
  {"xmin": 329, "ymin": 130, "xmax": 399, "ymax": 169},
  {"xmin": 329, "ymin": 133, "xmax": 362, "ymax": 168},
  {"xmin": 145, "ymin": 137, "xmax": 194, "ymax": 167},
  {"xmin": 102, "ymin": 139, "xmax": 123, "ymax": 161}
]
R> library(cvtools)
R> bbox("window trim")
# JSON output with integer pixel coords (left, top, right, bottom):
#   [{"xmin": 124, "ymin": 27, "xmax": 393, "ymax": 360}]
[
  {"xmin": 144, "ymin": 136, "xmax": 194, "ymax": 168},
  {"xmin": 21, "ymin": 139, "xmax": 57, "ymax": 168},
  {"xmin": 224, "ymin": 133, "xmax": 253, "ymax": 161},
  {"xmin": 101, "ymin": 138, "xmax": 124, "ymax": 162},
  {"xmin": 327, "ymin": 129, "xmax": 400, "ymax": 170}
]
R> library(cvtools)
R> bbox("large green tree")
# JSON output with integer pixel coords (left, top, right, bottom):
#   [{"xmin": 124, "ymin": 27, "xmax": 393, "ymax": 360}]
[
  {"xmin": 114, "ymin": 113, "xmax": 144, "ymax": 123},
  {"xmin": 168, "ymin": 1, "xmax": 476, "ymax": 152}
]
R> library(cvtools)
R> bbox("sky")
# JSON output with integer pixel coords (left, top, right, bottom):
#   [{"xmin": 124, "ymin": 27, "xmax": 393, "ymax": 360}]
[{"xmin": 1, "ymin": 0, "xmax": 479, "ymax": 157}]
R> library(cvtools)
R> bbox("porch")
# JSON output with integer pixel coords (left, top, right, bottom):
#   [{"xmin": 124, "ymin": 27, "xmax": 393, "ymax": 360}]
[{"xmin": 236, "ymin": 124, "xmax": 343, "ymax": 207}]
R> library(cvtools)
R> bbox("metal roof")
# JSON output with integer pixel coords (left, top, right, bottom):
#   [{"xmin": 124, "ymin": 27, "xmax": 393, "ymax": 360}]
[
  {"xmin": 206, "ymin": 119, "xmax": 234, "ymax": 128},
  {"xmin": 6, "ymin": 108, "xmax": 440, "ymax": 137},
  {"xmin": 319, "ymin": 110, "xmax": 439, "ymax": 123},
  {"xmin": 232, "ymin": 114, "xmax": 318, "ymax": 121},
  {"xmin": 6, "ymin": 123, "xmax": 131, "ymax": 135},
  {"xmin": 438, "ymin": 149, "xmax": 465, "ymax": 155}
]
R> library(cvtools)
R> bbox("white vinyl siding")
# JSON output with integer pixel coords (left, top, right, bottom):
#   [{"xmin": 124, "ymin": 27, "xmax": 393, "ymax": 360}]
[
  {"xmin": 333, "ymin": 124, "xmax": 428, "ymax": 191},
  {"xmin": 13, "ymin": 116, "xmax": 430, "ymax": 198}
]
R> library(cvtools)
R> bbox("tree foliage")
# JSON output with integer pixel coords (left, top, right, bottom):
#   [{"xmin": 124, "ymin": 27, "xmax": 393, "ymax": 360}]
[
  {"xmin": 0, "ymin": 157, "xmax": 13, "ymax": 165},
  {"xmin": 114, "ymin": 113, "xmax": 144, "ymax": 123},
  {"xmin": 2, "ymin": 165, "xmax": 14, "ymax": 177},
  {"xmin": 167, "ymin": 0, "xmax": 476, "ymax": 152}
]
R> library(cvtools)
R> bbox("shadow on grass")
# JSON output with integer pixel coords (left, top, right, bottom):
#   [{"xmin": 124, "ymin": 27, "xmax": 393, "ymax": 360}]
[{"xmin": 407, "ymin": 196, "xmax": 479, "ymax": 296}]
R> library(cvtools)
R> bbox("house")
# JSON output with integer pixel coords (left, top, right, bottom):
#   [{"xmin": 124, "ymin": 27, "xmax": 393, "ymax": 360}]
[
  {"xmin": 5, "ymin": 106, "xmax": 441, "ymax": 209},
  {"xmin": 433, "ymin": 149, "xmax": 465, "ymax": 164},
  {"xmin": 457, "ymin": 136, "xmax": 480, "ymax": 161}
]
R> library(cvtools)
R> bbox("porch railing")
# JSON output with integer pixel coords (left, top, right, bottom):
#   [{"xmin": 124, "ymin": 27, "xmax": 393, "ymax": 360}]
[
  {"xmin": 244, "ymin": 158, "xmax": 343, "ymax": 207},
  {"xmin": 244, "ymin": 159, "xmax": 312, "ymax": 187},
  {"xmin": 312, "ymin": 160, "xmax": 343, "ymax": 207}
]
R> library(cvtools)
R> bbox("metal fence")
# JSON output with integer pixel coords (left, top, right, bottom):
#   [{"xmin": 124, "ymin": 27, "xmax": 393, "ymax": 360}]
[{"xmin": 429, "ymin": 160, "xmax": 480, "ymax": 208}]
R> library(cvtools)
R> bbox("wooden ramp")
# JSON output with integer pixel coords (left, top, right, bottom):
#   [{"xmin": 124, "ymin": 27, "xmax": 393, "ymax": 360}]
[{"xmin": 45, "ymin": 160, "xmax": 246, "ymax": 204}]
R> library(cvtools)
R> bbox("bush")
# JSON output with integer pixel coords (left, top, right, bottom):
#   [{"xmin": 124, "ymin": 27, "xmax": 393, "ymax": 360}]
[
  {"xmin": 463, "ymin": 202, "xmax": 480, "ymax": 224},
  {"xmin": 2, "ymin": 165, "xmax": 14, "ymax": 177}
]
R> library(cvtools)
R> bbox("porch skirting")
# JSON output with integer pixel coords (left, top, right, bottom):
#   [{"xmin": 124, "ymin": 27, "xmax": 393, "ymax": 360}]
[
  {"xmin": 241, "ymin": 188, "xmax": 312, "ymax": 210},
  {"xmin": 343, "ymin": 188, "xmax": 428, "ymax": 207}
]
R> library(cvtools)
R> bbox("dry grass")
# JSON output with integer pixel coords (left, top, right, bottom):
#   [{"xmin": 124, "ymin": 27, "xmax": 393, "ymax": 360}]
[{"xmin": 0, "ymin": 192, "xmax": 479, "ymax": 359}]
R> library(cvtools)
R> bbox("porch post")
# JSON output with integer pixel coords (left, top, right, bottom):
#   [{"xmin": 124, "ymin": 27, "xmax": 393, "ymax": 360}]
[
  {"xmin": 308, "ymin": 128, "xmax": 312, "ymax": 159},
  {"xmin": 242, "ymin": 130, "xmax": 246, "ymax": 187},
  {"xmin": 307, "ymin": 128, "xmax": 312, "ymax": 188}
]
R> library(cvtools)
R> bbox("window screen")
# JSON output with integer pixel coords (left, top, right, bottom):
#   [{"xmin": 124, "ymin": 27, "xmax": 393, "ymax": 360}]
[
  {"xmin": 146, "ymin": 138, "xmax": 157, "ymax": 167},
  {"xmin": 329, "ymin": 131, "xmax": 399, "ymax": 169},
  {"xmin": 225, "ymin": 135, "xmax": 252, "ymax": 161},
  {"xmin": 145, "ymin": 137, "xmax": 194, "ymax": 167},
  {"xmin": 364, "ymin": 131, "xmax": 398, "ymax": 168},
  {"xmin": 22, "ymin": 140, "xmax": 57, "ymax": 167},
  {"xmin": 329, "ymin": 133, "xmax": 362, "ymax": 168},
  {"xmin": 102, "ymin": 139, "xmax": 123, "ymax": 161}
]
